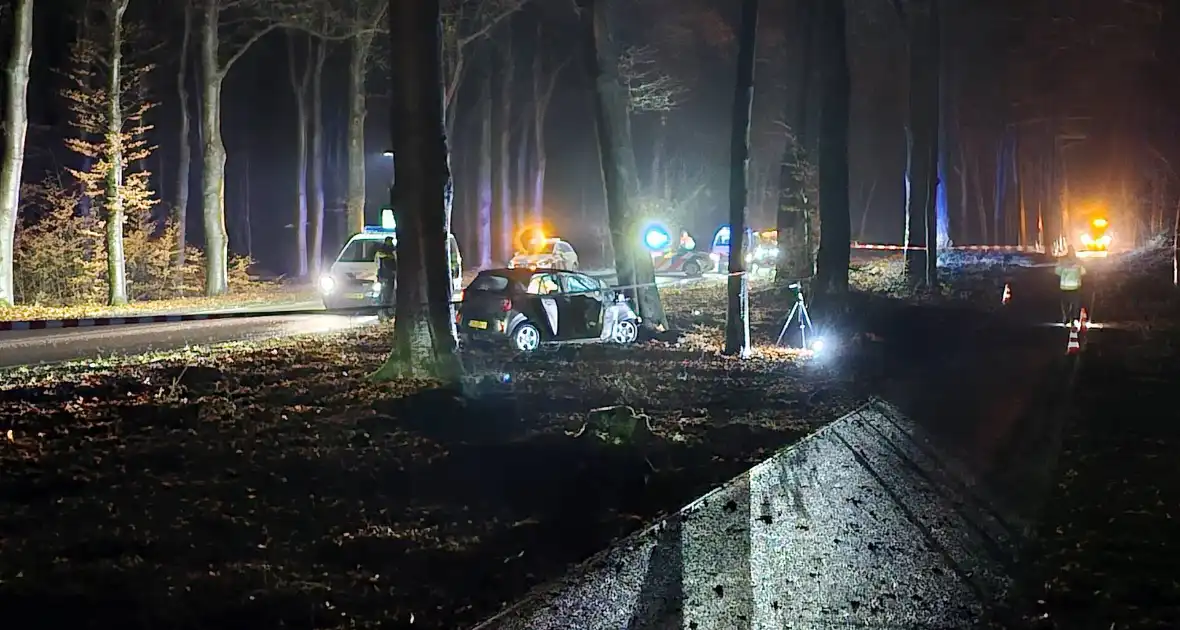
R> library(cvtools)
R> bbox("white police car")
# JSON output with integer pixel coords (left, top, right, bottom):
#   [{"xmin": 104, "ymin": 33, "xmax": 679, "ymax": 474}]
[{"xmin": 318, "ymin": 209, "xmax": 462, "ymax": 310}]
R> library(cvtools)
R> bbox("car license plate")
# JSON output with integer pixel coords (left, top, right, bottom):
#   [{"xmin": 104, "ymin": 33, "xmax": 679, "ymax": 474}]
[
  {"xmin": 468, "ymin": 320, "xmax": 488, "ymax": 330},
  {"xmin": 346, "ymin": 293, "xmax": 364, "ymax": 300}
]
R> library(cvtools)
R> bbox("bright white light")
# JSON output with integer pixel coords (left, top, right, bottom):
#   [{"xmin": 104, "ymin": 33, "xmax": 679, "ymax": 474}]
[
  {"xmin": 372, "ymin": 281, "xmax": 382, "ymax": 294},
  {"xmin": 381, "ymin": 208, "xmax": 396, "ymax": 230},
  {"xmin": 318, "ymin": 274, "xmax": 336, "ymax": 294},
  {"xmin": 382, "ymin": 150, "xmax": 394, "ymax": 157},
  {"xmin": 810, "ymin": 337, "xmax": 826, "ymax": 353}
]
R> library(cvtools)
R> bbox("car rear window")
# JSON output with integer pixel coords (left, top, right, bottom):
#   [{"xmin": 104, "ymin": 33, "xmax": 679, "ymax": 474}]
[{"xmin": 468, "ymin": 274, "xmax": 510, "ymax": 293}]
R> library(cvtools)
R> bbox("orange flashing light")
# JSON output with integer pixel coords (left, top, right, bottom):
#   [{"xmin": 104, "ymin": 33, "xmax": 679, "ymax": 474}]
[{"xmin": 1091, "ymin": 217, "xmax": 1108, "ymax": 228}]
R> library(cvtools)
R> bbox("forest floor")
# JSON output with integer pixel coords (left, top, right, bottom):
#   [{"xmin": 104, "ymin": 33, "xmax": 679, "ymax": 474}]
[
  {"xmin": 0, "ymin": 284, "xmax": 320, "ymax": 322},
  {"xmin": 0, "ymin": 281, "xmax": 870, "ymax": 630},
  {"xmin": 4, "ymin": 250, "xmax": 1165, "ymax": 629}
]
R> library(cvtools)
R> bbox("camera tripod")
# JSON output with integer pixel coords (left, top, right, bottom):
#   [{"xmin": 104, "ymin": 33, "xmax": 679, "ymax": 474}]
[{"xmin": 776, "ymin": 282, "xmax": 815, "ymax": 348}]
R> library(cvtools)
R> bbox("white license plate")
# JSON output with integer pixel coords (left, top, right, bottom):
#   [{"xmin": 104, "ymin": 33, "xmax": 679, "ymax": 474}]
[
  {"xmin": 346, "ymin": 293, "xmax": 365, "ymax": 300},
  {"xmin": 468, "ymin": 320, "xmax": 488, "ymax": 330}
]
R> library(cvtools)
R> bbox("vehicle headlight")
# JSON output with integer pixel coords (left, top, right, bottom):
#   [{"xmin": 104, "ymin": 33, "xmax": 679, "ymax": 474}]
[{"xmin": 318, "ymin": 274, "xmax": 336, "ymax": 294}]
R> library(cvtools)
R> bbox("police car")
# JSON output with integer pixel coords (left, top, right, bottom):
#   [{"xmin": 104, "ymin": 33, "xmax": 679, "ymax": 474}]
[{"xmin": 318, "ymin": 209, "xmax": 462, "ymax": 309}]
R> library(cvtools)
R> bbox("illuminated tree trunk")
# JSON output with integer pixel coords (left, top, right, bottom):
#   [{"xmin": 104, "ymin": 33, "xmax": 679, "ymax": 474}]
[
  {"xmin": 175, "ymin": 4, "xmax": 192, "ymax": 267},
  {"xmin": 369, "ymin": 0, "xmax": 460, "ymax": 382},
  {"xmin": 309, "ymin": 38, "xmax": 327, "ymax": 276},
  {"xmin": 346, "ymin": 29, "xmax": 375, "ymax": 237},
  {"xmin": 724, "ymin": 0, "xmax": 758, "ymax": 357},
  {"xmin": 286, "ymin": 33, "xmax": 310, "ymax": 277},
  {"xmin": 477, "ymin": 72, "xmax": 493, "ymax": 267},
  {"xmin": 579, "ymin": 0, "xmax": 667, "ymax": 330},
  {"xmin": 104, "ymin": 0, "xmax": 130, "ymax": 306},
  {"xmin": 493, "ymin": 31, "xmax": 514, "ymax": 263},
  {"xmin": 531, "ymin": 37, "xmax": 563, "ymax": 223},
  {"xmin": 813, "ymin": 0, "xmax": 851, "ymax": 296},
  {"xmin": 0, "ymin": 0, "xmax": 33, "ymax": 307}
]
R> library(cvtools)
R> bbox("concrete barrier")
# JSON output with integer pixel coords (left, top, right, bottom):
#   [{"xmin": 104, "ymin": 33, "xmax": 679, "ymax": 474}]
[{"xmin": 472, "ymin": 400, "xmax": 1018, "ymax": 630}]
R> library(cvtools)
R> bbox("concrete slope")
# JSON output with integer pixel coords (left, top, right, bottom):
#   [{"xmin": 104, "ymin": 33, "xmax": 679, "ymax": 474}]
[{"xmin": 473, "ymin": 400, "xmax": 1016, "ymax": 630}]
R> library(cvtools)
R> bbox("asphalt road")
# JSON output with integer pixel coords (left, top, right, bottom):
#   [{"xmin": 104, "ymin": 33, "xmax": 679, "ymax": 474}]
[
  {"xmin": 0, "ymin": 313, "xmax": 377, "ymax": 369},
  {"xmin": 0, "ymin": 271, "xmax": 712, "ymax": 369}
]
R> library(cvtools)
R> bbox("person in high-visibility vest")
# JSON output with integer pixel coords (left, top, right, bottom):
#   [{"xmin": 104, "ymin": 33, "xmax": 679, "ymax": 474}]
[{"xmin": 1055, "ymin": 246, "xmax": 1087, "ymax": 325}]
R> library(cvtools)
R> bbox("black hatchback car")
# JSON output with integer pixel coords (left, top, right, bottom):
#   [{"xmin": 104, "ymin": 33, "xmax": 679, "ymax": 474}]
[{"xmin": 457, "ymin": 268, "xmax": 641, "ymax": 352}]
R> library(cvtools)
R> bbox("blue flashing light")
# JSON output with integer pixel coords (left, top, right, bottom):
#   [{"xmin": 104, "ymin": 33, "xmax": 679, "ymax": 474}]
[
  {"xmin": 644, "ymin": 225, "xmax": 671, "ymax": 251},
  {"xmin": 362, "ymin": 225, "xmax": 396, "ymax": 234}
]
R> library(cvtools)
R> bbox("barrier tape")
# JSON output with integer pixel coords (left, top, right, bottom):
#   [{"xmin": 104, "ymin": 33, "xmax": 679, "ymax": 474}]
[
  {"xmin": 852, "ymin": 242, "xmax": 1045, "ymax": 253},
  {"xmin": 0, "ymin": 271, "xmax": 753, "ymax": 332}
]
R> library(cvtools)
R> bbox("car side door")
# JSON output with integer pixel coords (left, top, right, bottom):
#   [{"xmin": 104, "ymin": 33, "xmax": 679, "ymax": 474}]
[
  {"xmin": 560, "ymin": 272, "xmax": 605, "ymax": 339},
  {"xmin": 526, "ymin": 272, "xmax": 563, "ymax": 338}
]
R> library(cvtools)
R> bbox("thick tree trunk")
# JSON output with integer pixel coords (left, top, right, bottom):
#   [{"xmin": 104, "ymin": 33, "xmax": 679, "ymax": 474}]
[
  {"xmin": 477, "ymin": 73, "xmax": 493, "ymax": 267},
  {"xmin": 286, "ymin": 34, "xmax": 310, "ymax": 277},
  {"xmin": 104, "ymin": 0, "xmax": 130, "ymax": 306},
  {"xmin": 924, "ymin": 0, "xmax": 941, "ymax": 281},
  {"xmin": 813, "ymin": 0, "xmax": 851, "ymax": 296},
  {"xmin": 903, "ymin": 1, "xmax": 939, "ymax": 284},
  {"xmin": 1014, "ymin": 133, "xmax": 1027, "ymax": 247},
  {"xmin": 581, "ymin": 0, "xmax": 666, "ymax": 329},
  {"xmin": 495, "ymin": 34, "xmax": 514, "ymax": 263},
  {"xmin": 775, "ymin": 0, "xmax": 814, "ymax": 281},
  {"xmin": 199, "ymin": 0, "xmax": 230, "ymax": 296},
  {"xmin": 346, "ymin": 32, "xmax": 373, "ymax": 237},
  {"xmin": 309, "ymin": 39, "xmax": 327, "ymax": 276},
  {"xmin": 724, "ymin": 0, "xmax": 758, "ymax": 357},
  {"xmin": 371, "ymin": 0, "xmax": 460, "ymax": 382},
  {"xmin": 175, "ymin": 4, "xmax": 192, "ymax": 267},
  {"xmin": 0, "ymin": 0, "xmax": 33, "ymax": 307}
]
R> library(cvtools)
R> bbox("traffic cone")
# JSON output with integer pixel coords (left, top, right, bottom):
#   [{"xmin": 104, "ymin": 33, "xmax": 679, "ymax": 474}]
[
  {"xmin": 1066, "ymin": 325, "xmax": 1081, "ymax": 354},
  {"xmin": 1001, "ymin": 283, "xmax": 1012, "ymax": 305}
]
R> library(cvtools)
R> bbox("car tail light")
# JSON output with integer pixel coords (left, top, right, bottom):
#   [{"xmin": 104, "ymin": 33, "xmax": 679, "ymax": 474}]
[{"xmin": 500, "ymin": 299, "xmax": 513, "ymax": 312}]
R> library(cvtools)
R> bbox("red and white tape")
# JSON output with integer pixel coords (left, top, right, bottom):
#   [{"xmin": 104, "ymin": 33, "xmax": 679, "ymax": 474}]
[{"xmin": 851, "ymin": 242, "xmax": 1045, "ymax": 253}]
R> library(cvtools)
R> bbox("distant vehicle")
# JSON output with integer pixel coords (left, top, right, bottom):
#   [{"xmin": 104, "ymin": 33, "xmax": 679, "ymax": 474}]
[
  {"xmin": 644, "ymin": 227, "xmax": 714, "ymax": 277},
  {"xmin": 746, "ymin": 230, "xmax": 778, "ymax": 275},
  {"xmin": 457, "ymin": 268, "xmax": 640, "ymax": 353},
  {"xmin": 509, "ymin": 237, "xmax": 579, "ymax": 271},
  {"xmin": 1077, "ymin": 216, "xmax": 1112, "ymax": 258},
  {"xmin": 709, "ymin": 225, "xmax": 760, "ymax": 271},
  {"xmin": 318, "ymin": 209, "xmax": 462, "ymax": 309}
]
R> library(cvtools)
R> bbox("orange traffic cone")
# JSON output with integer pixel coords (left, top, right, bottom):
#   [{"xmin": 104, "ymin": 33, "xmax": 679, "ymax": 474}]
[
  {"xmin": 1066, "ymin": 325, "xmax": 1081, "ymax": 354},
  {"xmin": 1001, "ymin": 283, "xmax": 1012, "ymax": 305}
]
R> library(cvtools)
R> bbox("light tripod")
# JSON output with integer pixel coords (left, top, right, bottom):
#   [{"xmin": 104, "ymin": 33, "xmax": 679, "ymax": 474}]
[{"xmin": 776, "ymin": 282, "xmax": 814, "ymax": 348}]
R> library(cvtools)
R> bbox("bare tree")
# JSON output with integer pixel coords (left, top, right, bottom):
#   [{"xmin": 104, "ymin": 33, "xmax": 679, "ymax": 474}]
[
  {"xmin": 618, "ymin": 44, "xmax": 685, "ymax": 113},
  {"xmin": 531, "ymin": 33, "xmax": 569, "ymax": 222},
  {"xmin": 724, "ymin": 0, "xmax": 758, "ymax": 357},
  {"xmin": 578, "ymin": 0, "xmax": 667, "ymax": 330},
  {"xmin": 286, "ymin": 31, "xmax": 312, "ymax": 277},
  {"xmin": 309, "ymin": 34, "xmax": 328, "ymax": 276},
  {"xmin": 493, "ymin": 29, "xmax": 514, "ymax": 263},
  {"xmin": 0, "ymin": 0, "xmax": 33, "ymax": 307},
  {"xmin": 442, "ymin": 0, "xmax": 522, "ymax": 138},
  {"xmin": 197, "ymin": 0, "xmax": 281, "ymax": 296},
  {"xmin": 174, "ymin": 4, "xmax": 193, "ymax": 267},
  {"xmin": 369, "ymin": 0, "xmax": 460, "ymax": 382},
  {"xmin": 476, "ymin": 71, "xmax": 494, "ymax": 267}
]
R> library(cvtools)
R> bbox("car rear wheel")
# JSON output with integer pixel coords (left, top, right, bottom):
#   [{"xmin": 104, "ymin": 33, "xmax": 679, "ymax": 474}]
[
  {"xmin": 512, "ymin": 322, "xmax": 542, "ymax": 352},
  {"xmin": 682, "ymin": 260, "xmax": 702, "ymax": 277},
  {"xmin": 611, "ymin": 319, "xmax": 638, "ymax": 344}
]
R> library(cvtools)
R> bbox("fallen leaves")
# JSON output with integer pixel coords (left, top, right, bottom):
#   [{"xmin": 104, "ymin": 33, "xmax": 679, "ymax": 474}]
[
  {"xmin": 0, "ymin": 284, "xmax": 318, "ymax": 322},
  {"xmin": 0, "ymin": 296, "xmax": 862, "ymax": 629}
]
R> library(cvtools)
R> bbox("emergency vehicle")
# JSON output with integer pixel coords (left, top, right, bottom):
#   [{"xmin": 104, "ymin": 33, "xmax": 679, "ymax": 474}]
[
  {"xmin": 1077, "ymin": 216, "xmax": 1112, "ymax": 258},
  {"xmin": 318, "ymin": 208, "xmax": 462, "ymax": 309},
  {"xmin": 644, "ymin": 225, "xmax": 714, "ymax": 277},
  {"xmin": 710, "ymin": 225, "xmax": 776, "ymax": 272},
  {"xmin": 508, "ymin": 235, "xmax": 580, "ymax": 270}
]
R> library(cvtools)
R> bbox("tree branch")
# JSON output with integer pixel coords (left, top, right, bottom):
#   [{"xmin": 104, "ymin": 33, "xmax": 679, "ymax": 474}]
[{"xmin": 220, "ymin": 21, "xmax": 280, "ymax": 75}]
